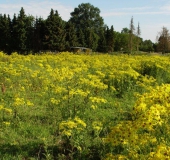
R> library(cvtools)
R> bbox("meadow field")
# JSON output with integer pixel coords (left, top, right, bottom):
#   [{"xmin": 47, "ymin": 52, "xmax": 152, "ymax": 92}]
[{"xmin": 1, "ymin": 52, "xmax": 170, "ymax": 159}]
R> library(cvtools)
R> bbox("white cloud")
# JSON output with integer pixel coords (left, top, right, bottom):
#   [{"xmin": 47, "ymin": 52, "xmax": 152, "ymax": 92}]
[
  {"xmin": 0, "ymin": 0, "xmax": 73, "ymax": 20},
  {"xmin": 101, "ymin": 12, "xmax": 125, "ymax": 17},
  {"xmin": 116, "ymin": 6, "xmax": 152, "ymax": 11},
  {"xmin": 101, "ymin": 5, "xmax": 170, "ymax": 18},
  {"xmin": 135, "ymin": 11, "xmax": 170, "ymax": 15},
  {"xmin": 160, "ymin": 5, "xmax": 170, "ymax": 11}
]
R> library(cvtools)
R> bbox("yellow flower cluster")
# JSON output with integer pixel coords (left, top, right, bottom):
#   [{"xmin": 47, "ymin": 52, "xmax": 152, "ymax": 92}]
[
  {"xmin": 59, "ymin": 117, "xmax": 86, "ymax": 137},
  {"xmin": 89, "ymin": 96, "xmax": 107, "ymax": 103},
  {"xmin": 104, "ymin": 84, "xmax": 170, "ymax": 159}
]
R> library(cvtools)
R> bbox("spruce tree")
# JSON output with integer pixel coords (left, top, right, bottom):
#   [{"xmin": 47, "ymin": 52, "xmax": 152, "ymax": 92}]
[
  {"xmin": 16, "ymin": 7, "xmax": 27, "ymax": 54},
  {"xmin": 33, "ymin": 17, "xmax": 45, "ymax": 52},
  {"xmin": 43, "ymin": 9, "xmax": 66, "ymax": 51},
  {"xmin": 105, "ymin": 25, "xmax": 114, "ymax": 52},
  {"xmin": 85, "ymin": 28, "xmax": 99, "ymax": 51},
  {"xmin": 78, "ymin": 29, "xmax": 86, "ymax": 47},
  {"xmin": 97, "ymin": 26, "xmax": 107, "ymax": 52},
  {"xmin": 25, "ymin": 15, "xmax": 34, "ymax": 53},
  {"xmin": 65, "ymin": 21, "xmax": 78, "ymax": 50},
  {"xmin": 0, "ymin": 14, "xmax": 11, "ymax": 53},
  {"xmin": 136, "ymin": 22, "xmax": 141, "ymax": 52},
  {"xmin": 11, "ymin": 14, "xmax": 18, "ymax": 52},
  {"xmin": 129, "ymin": 16, "xmax": 135, "ymax": 53}
]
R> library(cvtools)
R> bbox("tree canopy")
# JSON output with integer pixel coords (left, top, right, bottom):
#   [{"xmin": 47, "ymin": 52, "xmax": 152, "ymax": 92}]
[
  {"xmin": 69, "ymin": 3, "xmax": 104, "ymax": 51},
  {"xmin": 0, "ymin": 3, "xmax": 157, "ymax": 54}
]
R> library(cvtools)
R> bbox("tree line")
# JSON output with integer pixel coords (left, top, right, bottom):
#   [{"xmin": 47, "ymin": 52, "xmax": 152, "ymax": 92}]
[{"xmin": 0, "ymin": 3, "xmax": 161, "ymax": 54}]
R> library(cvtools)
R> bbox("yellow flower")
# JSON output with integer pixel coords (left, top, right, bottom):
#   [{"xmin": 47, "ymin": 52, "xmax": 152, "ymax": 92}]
[
  {"xmin": 91, "ymin": 105, "xmax": 97, "ymax": 110},
  {"xmin": 13, "ymin": 97, "xmax": 25, "ymax": 106},
  {"xmin": 74, "ymin": 117, "xmax": 86, "ymax": 128},
  {"xmin": 92, "ymin": 121, "xmax": 103, "ymax": 131},
  {"xmin": 62, "ymin": 130, "xmax": 72, "ymax": 136},
  {"xmin": 89, "ymin": 96, "xmax": 107, "ymax": 103},
  {"xmin": 67, "ymin": 120, "xmax": 77, "ymax": 129},
  {"xmin": 0, "ymin": 105, "xmax": 3, "ymax": 110},
  {"xmin": 26, "ymin": 101, "xmax": 34, "ymax": 106},
  {"xmin": 3, "ymin": 108, "xmax": 12, "ymax": 114},
  {"xmin": 3, "ymin": 121, "xmax": 10, "ymax": 126},
  {"xmin": 50, "ymin": 98, "xmax": 60, "ymax": 105}
]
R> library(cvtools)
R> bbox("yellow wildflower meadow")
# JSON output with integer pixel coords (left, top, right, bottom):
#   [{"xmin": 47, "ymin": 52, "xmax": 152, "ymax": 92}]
[{"xmin": 1, "ymin": 51, "xmax": 170, "ymax": 159}]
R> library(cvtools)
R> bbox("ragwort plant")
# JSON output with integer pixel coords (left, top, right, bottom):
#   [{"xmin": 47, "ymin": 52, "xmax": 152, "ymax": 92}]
[
  {"xmin": 1, "ymin": 51, "xmax": 170, "ymax": 159},
  {"xmin": 104, "ymin": 84, "xmax": 170, "ymax": 159}
]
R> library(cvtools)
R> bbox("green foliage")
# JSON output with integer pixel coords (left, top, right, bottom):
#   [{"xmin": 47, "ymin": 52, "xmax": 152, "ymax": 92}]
[
  {"xmin": 121, "ymin": 27, "xmax": 129, "ymax": 34},
  {"xmin": 0, "ymin": 14, "xmax": 11, "ymax": 54},
  {"xmin": 33, "ymin": 17, "xmax": 45, "ymax": 52},
  {"xmin": 11, "ymin": 14, "xmax": 18, "ymax": 53},
  {"xmin": 140, "ymin": 40, "xmax": 154, "ymax": 52},
  {"xmin": 157, "ymin": 27, "xmax": 170, "ymax": 54},
  {"xmin": 105, "ymin": 25, "xmax": 115, "ymax": 52},
  {"xmin": 114, "ymin": 31, "xmax": 129, "ymax": 52},
  {"xmin": 69, "ymin": 3, "xmax": 104, "ymax": 51},
  {"xmin": 43, "ymin": 9, "xmax": 66, "ymax": 51},
  {"xmin": 85, "ymin": 28, "xmax": 100, "ymax": 51},
  {"xmin": 16, "ymin": 7, "xmax": 28, "ymax": 53},
  {"xmin": 0, "ymin": 4, "xmax": 156, "ymax": 54},
  {"xmin": 97, "ymin": 27, "xmax": 107, "ymax": 52},
  {"xmin": 65, "ymin": 21, "xmax": 78, "ymax": 49}
]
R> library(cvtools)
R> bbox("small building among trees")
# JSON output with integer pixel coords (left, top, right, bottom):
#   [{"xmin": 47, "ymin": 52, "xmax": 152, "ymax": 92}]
[{"xmin": 70, "ymin": 47, "xmax": 92, "ymax": 54}]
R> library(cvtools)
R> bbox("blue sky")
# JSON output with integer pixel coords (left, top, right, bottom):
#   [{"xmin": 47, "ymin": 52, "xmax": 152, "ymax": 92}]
[{"xmin": 1, "ymin": 0, "xmax": 170, "ymax": 42}]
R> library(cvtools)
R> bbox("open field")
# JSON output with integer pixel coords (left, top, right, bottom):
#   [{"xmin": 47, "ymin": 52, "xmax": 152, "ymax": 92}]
[{"xmin": 1, "ymin": 52, "xmax": 170, "ymax": 159}]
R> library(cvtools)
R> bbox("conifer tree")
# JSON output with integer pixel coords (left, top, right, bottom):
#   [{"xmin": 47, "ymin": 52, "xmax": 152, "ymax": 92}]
[
  {"xmin": 85, "ymin": 28, "xmax": 99, "ymax": 51},
  {"xmin": 97, "ymin": 26, "xmax": 107, "ymax": 52},
  {"xmin": 129, "ymin": 16, "xmax": 135, "ymax": 53},
  {"xmin": 11, "ymin": 14, "xmax": 18, "ymax": 52},
  {"xmin": 16, "ymin": 7, "xmax": 27, "ymax": 54},
  {"xmin": 43, "ymin": 9, "xmax": 66, "ymax": 51},
  {"xmin": 33, "ymin": 17, "xmax": 45, "ymax": 52},
  {"xmin": 25, "ymin": 15, "xmax": 34, "ymax": 53},
  {"xmin": 105, "ymin": 25, "xmax": 114, "ymax": 52},
  {"xmin": 65, "ymin": 21, "xmax": 78, "ymax": 50},
  {"xmin": 0, "ymin": 14, "xmax": 11, "ymax": 53},
  {"xmin": 77, "ymin": 29, "xmax": 86, "ymax": 47},
  {"xmin": 136, "ymin": 22, "xmax": 141, "ymax": 52}
]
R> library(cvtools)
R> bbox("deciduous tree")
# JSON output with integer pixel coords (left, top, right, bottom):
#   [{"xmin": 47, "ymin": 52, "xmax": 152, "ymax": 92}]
[
  {"xmin": 157, "ymin": 26, "xmax": 170, "ymax": 54},
  {"xmin": 140, "ymin": 39, "xmax": 154, "ymax": 52},
  {"xmin": 69, "ymin": 3, "xmax": 104, "ymax": 51}
]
